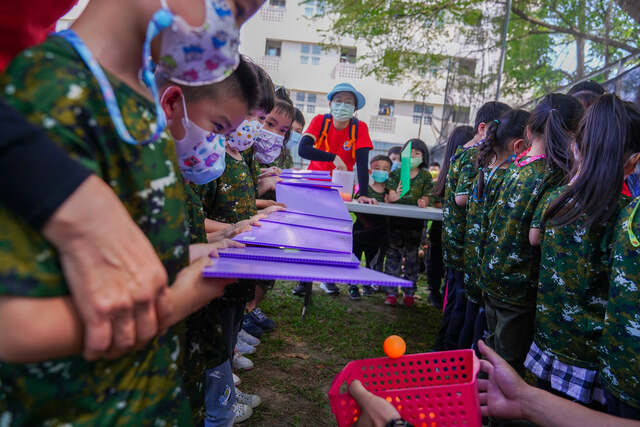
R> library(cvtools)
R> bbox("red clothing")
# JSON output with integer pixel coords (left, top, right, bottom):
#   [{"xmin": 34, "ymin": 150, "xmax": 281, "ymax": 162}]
[
  {"xmin": 622, "ymin": 181, "xmax": 631, "ymax": 197},
  {"xmin": 0, "ymin": 0, "xmax": 77, "ymax": 71},
  {"xmin": 304, "ymin": 114, "xmax": 373, "ymax": 172}
]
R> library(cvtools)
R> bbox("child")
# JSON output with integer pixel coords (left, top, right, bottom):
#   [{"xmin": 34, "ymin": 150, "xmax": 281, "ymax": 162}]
[
  {"xmin": 0, "ymin": 0, "xmax": 265, "ymax": 423},
  {"xmin": 438, "ymin": 101, "xmax": 510, "ymax": 350},
  {"xmin": 289, "ymin": 107, "xmax": 306, "ymax": 168},
  {"xmin": 258, "ymin": 87, "xmax": 295, "ymax": 170},
  {"xmin": 348, "ymin": 155, "xmax": 392, "ymax": 300},
  {"xmin": 384, "ymin": 138, "xmax": 433, "ymax": 307},
  {"xmin": 388, "ymin": 145, "xmax": 402, "ymax": 171},
  {"xmin": 459, "ymin": 110, "xmax": 530, "ymax": 350},
  {"xmin": 527, "ymin": 94, "xmax": 638, "ymax": 406},
  {"xmin": 480, "ymin": 94, "xmax": 582, "ymax": 375}
]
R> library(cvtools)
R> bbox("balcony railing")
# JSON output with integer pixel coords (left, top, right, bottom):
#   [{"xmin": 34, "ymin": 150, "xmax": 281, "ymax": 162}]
[
  {"xmin": 257, "ymin": 56, "xmax": 281, "ymax": 74},
  {"xmin": 259, "ymin": 6, "xmax": 285, "ymax": 23},
  {"xmin": 369, "ymin": 115, "xmax": 396, "ymax": 134},
  {"xmin": 331, "ymin": 62, "xmax": 362, "ymax": 80}
]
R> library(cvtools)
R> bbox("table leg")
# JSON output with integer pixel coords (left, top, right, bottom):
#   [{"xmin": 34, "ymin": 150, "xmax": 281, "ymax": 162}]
[{"xmin": 302, "ymin": 282, "xmax": 313, "ymax": 320}]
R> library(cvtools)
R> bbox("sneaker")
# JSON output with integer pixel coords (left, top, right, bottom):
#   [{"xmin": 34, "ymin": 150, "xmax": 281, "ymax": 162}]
[
  {"xmin": 348, "ymin": 286, "xmax": 361, "ymax": 300},
  {"xmin": 236, "ymin": 389, "xmax": 262, "ymax": 409},
  {"xmin": 362, "ymin": 286, "xmax": 375, "ymax": 297},
  {"xmin": 233, "ymin": 353, "xmax": 254, "ymax": 371},
  {"xmin": 232, "ymin": 402, "xmax": 253, "ymax": 423},
  {"xmin": 247, "ymin": 308, "xmax": 275, "ymax": 332},
  {"xmin": 370, "ymin": 285, "xmax": 381, "ymax": 293},
  {"xmin": 238, "ymin": 329, "xmax": 261, "ymax": 347},
  {"xmin": 233, "ymin": 373, "xmax": 241, "ymax": 387},
  {"xmin": 320, "ymin": 282, "xmax": 340, "ymax": 295},
  {"xmin": 403, "ymin": 295, "xmax": 415, "ymax": 307},
  {"xmin": 292, "ymin": 282, "xmax": 308, "ymax": 296},
  {"xmin": 241, "ymin": 316, "xmax": 263, "ymax": 339},
  {"xmin": 235, "ymin": 340, "xmax": 256, "ymax": 355},
  {"xmin": 384, "ymin": 295, "xmax": 397, "ymax": 306}
]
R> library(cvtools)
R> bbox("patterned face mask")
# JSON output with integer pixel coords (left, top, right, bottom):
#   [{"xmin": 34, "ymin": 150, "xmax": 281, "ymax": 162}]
[
  {"xmin": 330, "ymin": 102, "xmax": 355, "ymax": 121},
  {"xmin": 254, "ymin": 128, "xmax": 284, "ymax": 164},
  {"xmin": 173, "ymin": 93, "xmax": 226, "ymax": 184},
  {"xmin": 226, "ymin": 119, "xmax": 262, "ymax": 151},
  {"xmin": 156, "ymin": 0, "xmax": 240, "ymax": 85}
]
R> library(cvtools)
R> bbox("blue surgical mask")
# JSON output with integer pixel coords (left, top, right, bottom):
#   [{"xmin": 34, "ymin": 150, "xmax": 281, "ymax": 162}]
[
  {"xmin": 288, "ymin": 131, "xmax": 302, "ymax": 146},
  {"xmin": 371, "ymin": 170, "xmax": 389, "ymax": 183},
  {"xmin": 391, "ymin": 161, "xmax": 401, "ymax": 172},
  {"xmin": 330, "ymin": 102, "xmax": 355, "ymax": 121}
]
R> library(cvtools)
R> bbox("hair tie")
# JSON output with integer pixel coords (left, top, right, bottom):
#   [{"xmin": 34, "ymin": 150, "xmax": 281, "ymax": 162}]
[{"xmin": 494, "ymin": 119, "xmax": 500, "ymax": 124}]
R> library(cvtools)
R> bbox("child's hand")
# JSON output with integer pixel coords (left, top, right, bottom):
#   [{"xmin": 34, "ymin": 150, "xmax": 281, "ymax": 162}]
[
  {"xmin": 357, "ymin": 196, "xmax": 378, "ymax": 205},
  {"xmin": 189, "ymin": 240, "xmax": 244, "ymax": 261},
  {"xmin": 258, "ymin": 202, "xmax": 286, "ymax": 215},
  {"xmin": 333, "ymin": 156, "xmax": 347, "ymax": 171},
  {"xmin": 259, "ymin": 166, "xmax": 281, "ymax": 178},
  {"xmin": 418, "ymin": 198, "xmax": 427, "ymax": 208},
  {"xmin": 387, "ymin": 189, "xmax": 400, "ymax": 203}
]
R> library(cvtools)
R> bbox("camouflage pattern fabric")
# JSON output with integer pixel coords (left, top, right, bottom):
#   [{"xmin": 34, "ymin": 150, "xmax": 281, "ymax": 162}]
[
  {"xmin": 442, "ymin": 146, "xmax": 474, "ymax": 269},
  {"xmin": 0, "ymin": 37, "xmax": 193, "ymax": 425},
  {"xmin": 600, "ymin": 197, "xmax": 640, "ymax": 409},
  {"xmin": 354, "ymin": 185, "xmax": 387, "ymax": 228},
  {"xmin": 385, "ymin": 167, "xmax": 434, "ymax": 207},
  {"xmin": 463, "ymin": 166, "xmax": 510, "ymax": 303},
  {"xmin": 479, "ymin": 158, "xmax": 558, "ymax": 307},
  {"xmin": 534, "ymin": 186, "xmax": 630, "ymax": 368},
  {"xmin": 384, "ymin": 219, "xmax": 424, "ymax": 296}
]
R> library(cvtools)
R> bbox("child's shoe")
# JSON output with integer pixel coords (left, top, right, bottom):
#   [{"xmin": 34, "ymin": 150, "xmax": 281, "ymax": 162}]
[
  {"xmin": 232, "ymin": 402, "xmax": 253, "ymax": 423},
  {"xmin": 235, "ymin": 340, "xmax": 255, "ymax": 355},
  {"xmin": 233, "ymin": 373, "xmax": 241, "ymax": 387},
  {"xmin": 362, "ymin": 285, "xmax": 375, "ymax": 296},
  {"xmin": 348, "ymin": 285, "xmax": 361, "ymax": 300},
  {"xmin": 384, "ymin": 295, "xmax": 397, "ymax": 306},
  {"xmin": 241, "ymin": 316, "xmax": 263, "ymax": 339},
  {"xmin": 246, "ymin": 308, "xmax": 275, "ymax": 332},
  {"xmin": 238, "ymin": 329, "xmax": 261, "ymax": 346},
  {"xmin": 403, "ymin": 295, "xmax": 415, "ymax": 307},
  {"xmin": 233, "ymin": 353, "xmax": 254, "ymax": 371},
  {"xmin": 320, "ymin": 282, "xmax": 340, "ymax": 295},
  {"xmin": 236, "ymin": 389, "xmax": 262, "ymax": 409}
]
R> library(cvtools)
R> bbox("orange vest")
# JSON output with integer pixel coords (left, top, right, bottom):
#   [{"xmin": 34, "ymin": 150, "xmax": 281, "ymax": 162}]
[{"xmin": 313, "ymin": 114, "xmax": 359, "ymax": 160}]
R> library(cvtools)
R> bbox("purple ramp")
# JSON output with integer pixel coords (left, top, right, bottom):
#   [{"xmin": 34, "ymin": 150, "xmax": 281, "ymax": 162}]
[
  {"xmin": 276, "ymin": 182, "xmax": 351, "ymax": 221},
  {"xmin": 218, "ymin": 246, "xmax": 360, "ymax": 267},
  {"xmin": 282, "ymin": 169, "xmax": 331, "ymax": 177},
  {"xmin": 262, "ymin": 210, "xmax": 352, "ymax": 234},
  {"xmin": 203, "ymin": 257, "xmax": 413, "ymax": 287},
  {"xmin": 233, "ymin": 220, "xmax": 352, "ymax": 254},
  {"xmin": 279, "ymin": 179, "xmax": 342, "ymax": 189}
]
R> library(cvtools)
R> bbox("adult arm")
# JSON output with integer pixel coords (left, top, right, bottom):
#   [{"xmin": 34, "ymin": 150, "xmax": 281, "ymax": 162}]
[
  {"xmin": 298, "ymin": 134, "xmax": 336, "ymax": 162},
  {"xmin": 355, "ymin": 147, "xmax": 370, "ymax": 198}
]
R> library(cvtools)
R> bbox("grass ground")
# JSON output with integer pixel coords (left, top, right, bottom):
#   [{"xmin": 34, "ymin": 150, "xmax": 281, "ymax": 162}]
[{"xmin": 238, "ymin": 276, "xmax": 442, "ymax": 426}]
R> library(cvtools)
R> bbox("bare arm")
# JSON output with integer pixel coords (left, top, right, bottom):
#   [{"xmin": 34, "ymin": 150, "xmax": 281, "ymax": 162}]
[
  {"xmin": 529, "ymin": 228, "xmax": 542, "ymax": 246},
  {"xmin": 455, "ymin": 194, "xmax": 468, "ymax": 207}
]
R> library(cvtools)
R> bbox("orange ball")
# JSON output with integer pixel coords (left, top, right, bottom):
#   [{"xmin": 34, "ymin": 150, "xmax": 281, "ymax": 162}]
[{"xmin": 383, "ymin": 335, "xmax": 406, "ymax": 359}]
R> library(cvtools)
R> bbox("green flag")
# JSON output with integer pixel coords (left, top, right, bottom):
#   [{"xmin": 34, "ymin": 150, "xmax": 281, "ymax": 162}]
[{"xmin": 400, "ymin": 141, "xmax": 411, "ymax": 197}]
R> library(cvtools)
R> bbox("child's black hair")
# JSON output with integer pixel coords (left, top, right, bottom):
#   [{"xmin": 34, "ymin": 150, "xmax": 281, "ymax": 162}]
[
  {"xmin": 568, "ymin": 79, "xmax": 605, "ymax": 96},
  {"xmin": 273, "ymin": 87, "xmax": 295, "ymax": 123},
  {"xmin": 402, "ymin": 138, "xmax": 429, "ymax": 169},
  {"xmin": 544, "ymin": 94, "xmax": 640, "ymax": 227},
  {"xmin": 476, "ymin": 109, "xmax": 530, "ymax": 198},
  {"xmin": 244, "ymin": 56, "xmax": 275, "ymax": 114},
  {"xmin": 528, "ymin": 93, "xmax": 584, "ymax": 177},
  {"xmin": 571, "ymin": 90, "xmax": 600, "ymax": 111},
  {"xmin": 294, "ymin": 108, "xmax": 305, "ymax": 128},
  {"xmin": 473, "ymin": 101, "xmax": 511, "ymax": 134},
  {"xmin": 388, "ymin": 146, "xmax": 402, "ymax": 157},
  {"xmin": 370, "ymin": 154, "xmax": 392, "ymax": 168},
  {"xmin": 429, "ymin": 161, "xmax": 441, "ymax": 168},
  {"xmin": 434, "ymin": 125, "xmax": 474, "ymax": 197}
]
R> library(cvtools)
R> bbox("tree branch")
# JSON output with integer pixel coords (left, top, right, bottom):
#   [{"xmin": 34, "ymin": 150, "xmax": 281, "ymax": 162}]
[
  {"xmin": 614, "ymin": 0, "xmax": 640, "ymax": 24},
  {"xmin": 511, "ymin": 6, "xmax": 639, "ymax": 53}
]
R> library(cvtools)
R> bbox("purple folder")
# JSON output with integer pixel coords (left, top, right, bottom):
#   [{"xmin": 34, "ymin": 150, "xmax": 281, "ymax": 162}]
[
  {"xmin": 218, "ymin": 246, "xmax": 360, "ymax": 267},
  {"xmin": 282, "ymin": 169, "xmax": 331, "ymax": 177},
  {"xmin": 276, "ymin": 183, "xmax": 351, "ymax": 221},
  {"xmin": 279, "ymin": 179, "xmax": 342, "ymax": 189},
  {"xmin": 261, "ymin": 210, "xmax": 352, "ymax": 234},
  {"xmin": 203, "ymin": 257, "xmax": 412, "ymax": 287},
  {"xmin": 233, "ymin": 220, "xmax": 353, "ymax": 254}
]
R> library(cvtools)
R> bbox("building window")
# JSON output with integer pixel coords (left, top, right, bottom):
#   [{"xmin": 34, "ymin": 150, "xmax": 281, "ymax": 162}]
[
  {"xmin": 340, "ymin": 47, "xmax": 357, "ymax": 64},
  {"xmin": 269, "ymin": 0, "xmax": 285, "ymax": 7},
  {"xmin": 307, "ymin": 104, "xmax": 316, "ymax": 114},
  {"xmin": 457, "ymin": 58, "xmax": 476, "ymax": 76},
  {"xmin": 304, "ymin": 0, "xmax": 326, "ymax": 17},
  {"xmin": 300, "ymin": 56, "xmax": 309, "ymax": 64},
  {"xmin": 378, "ymin": 99, "xmax": 395, "ymax": 116},
  {"xmin": 311, "ymin": 56, "xmax": 320, "ymax": 65},
  {"xmin": 307, "ymin": 93, "xmax": 317, "ymax": 104},
  {"xmin": 300, "ymin": 43, "xmax": 321, "ymax": 65},
  {"xmin": 444, "ymin": 106, "xmax": 470, "ymax": 123},
  {"xmin": 265, "ymin": 40, "xmax": 282, "ymax": 57},
  {"xmin": 413, "ymin": 104, "xmax": 434, "ymax": 125},
  {"xmin": 294, "ymin": 91, "xmax": 320, "ymax": 114}
]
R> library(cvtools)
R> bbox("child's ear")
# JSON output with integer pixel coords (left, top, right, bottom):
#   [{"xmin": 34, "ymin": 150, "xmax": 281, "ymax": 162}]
[
  {"xmin": 368, "ymin": 168, "xmax": 372, "ymax": 175},
  {"xmin": 624, "ymin": 152, "xmax": 640, "ymax": 176},
  {"xmin": 477, "ymin": 122, "xmax": 487, "ymax": 138},
  {"xmin": 512, "ymin": 138, "xmax": 526, "ymax": 155},
  {"xmin": 160, "ymin": 86, "xmax": 184, "ymax": 120}
]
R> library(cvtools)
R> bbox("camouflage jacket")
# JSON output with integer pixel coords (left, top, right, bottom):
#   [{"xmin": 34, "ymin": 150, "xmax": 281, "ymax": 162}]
[
  {"xmin": 534, "ymin": 186, "xmax": 630, "ymax": 368},
  {"xmin": 463, "ymin": 166, "xmax": 510, "ymax": 303},
  {"xmin": 0, "ymin": 37, "xmax": 193, "ymax": 425},
  {"xmin": 599, "ymin": 197, "xmax": 640, "ymax": 408},
  {"xmin": 386, "ymin": 167, "xmax": 434, "ymax": 207},
  {"xmin": 479, "ymin": 158, "xmax": 558, "ymax": 307}
]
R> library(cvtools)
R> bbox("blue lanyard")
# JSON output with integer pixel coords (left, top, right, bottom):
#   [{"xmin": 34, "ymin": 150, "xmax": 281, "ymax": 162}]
[
  {"xmin": 450, "ymin": 139, "xmax": 484, "ymax": 164},
  {"xmin": 471, "ymin": 155, "xmax": 515, "ymax": 202},
  {"xmin": 55, "ymin": 10, "xmax": 173, "ymax": 144},
  {"xmin": 626, "ymin": 174, "xmax": 640, "ymax": 198}
]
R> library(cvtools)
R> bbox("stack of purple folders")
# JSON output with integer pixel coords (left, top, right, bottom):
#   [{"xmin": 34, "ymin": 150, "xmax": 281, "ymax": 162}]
[{"xmin": 202, "ymin": 171, "xmax": 412, "ymax": 287}]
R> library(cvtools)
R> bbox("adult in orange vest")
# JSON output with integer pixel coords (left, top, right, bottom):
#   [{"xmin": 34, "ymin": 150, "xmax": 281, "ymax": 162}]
[{"xmin": 298, "ymin": 82, "xmax": 377, "ymax": 203}]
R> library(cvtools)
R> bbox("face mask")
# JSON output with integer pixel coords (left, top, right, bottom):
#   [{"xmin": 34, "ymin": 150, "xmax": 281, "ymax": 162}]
[
  {"xmin": 391, "ymin": 161, "xmax": 401, "ymax": 172},
  {"xmin": 371, "ymin": 170, "xmax": 389, "ymax": 183},
  {"xmin": 288, "ymin": 131, "xmax": 302, "ymax": 146},
  {"xmin": 226, "ymin": 119, "xmax": 262, "ymax": 151},
  {"xmin": 156, "ymin": 0, "xmax": 240, "ymax": 85},
  {"xmin": 254, "ymin": 128, "xmax": 284, "ymax": 164},
  {"xmin": 410, "ymin": 157, "xmax": 423, "ymax": 168},
  {"xmin": 174, "ymin": 94, "xmax": 226, "ymax": 184},
  {"xmin": 330, "ymin": 102, "xmax": 355, "ymax": 121}
]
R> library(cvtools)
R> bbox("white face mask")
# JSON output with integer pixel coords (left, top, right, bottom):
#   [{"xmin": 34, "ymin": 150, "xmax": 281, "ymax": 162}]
[
  {"xmin": 173, "ymin": 94, "xmax": 226, "ymax": 184},
  {"xmin": 226, "ymin": 119, "xmax": 262, "ymax": 151},
  {"xmin": 254, "ymin": 128, "xmax": 284, "ymax": 164}
]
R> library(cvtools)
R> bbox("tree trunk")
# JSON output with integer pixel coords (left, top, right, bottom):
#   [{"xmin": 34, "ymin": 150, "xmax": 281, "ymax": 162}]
[
  {"xmin": 615, "ymin": 0, "xmax": 640, "ymax": 24},
  {"xmin": 604, "ymin": 0, "xmax": 612, "ymax": 79},
  {"xmin": 576, "ymin": 0, "xmax": 586, "ymax": 79}
]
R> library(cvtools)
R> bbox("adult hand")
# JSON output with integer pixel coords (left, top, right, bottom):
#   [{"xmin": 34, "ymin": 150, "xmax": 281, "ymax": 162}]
[
  {"xmin": 333, "ymin": 155, "xmax": 347, "ymax": 171},
  {"xmin": 349, "ymin": 380, "xmax": 401, "ymax": 427},
  {"xmin": 357, "ymin": 196, "xmax": 378, "ymax": 205},
  {"xmin": 477, "ymin": 340, "xmax": 528, "ymax": 420},
  {"xmin": 43, "ymin": 175, "xmax": 168, "ymax": 360}
]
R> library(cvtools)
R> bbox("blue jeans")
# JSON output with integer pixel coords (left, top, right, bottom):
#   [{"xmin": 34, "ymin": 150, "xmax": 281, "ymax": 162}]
[{"xmin": 204, "ymin": 360, "xmax": 236, "ymax": 427}]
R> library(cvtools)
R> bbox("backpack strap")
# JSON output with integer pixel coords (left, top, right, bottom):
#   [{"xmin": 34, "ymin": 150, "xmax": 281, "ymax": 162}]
[
  {"xmin": 343, "ymin": 118, "xmax": 359, "ymax": 160},
  {"xmin": 313, "ymin": 114, "xmax": 332, "ymax": 153}
]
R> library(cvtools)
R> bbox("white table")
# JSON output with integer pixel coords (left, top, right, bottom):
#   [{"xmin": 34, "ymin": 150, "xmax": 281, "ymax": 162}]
[{"xmin": 344, "ymin": 201, "xmax": 443, "ymax": 221}]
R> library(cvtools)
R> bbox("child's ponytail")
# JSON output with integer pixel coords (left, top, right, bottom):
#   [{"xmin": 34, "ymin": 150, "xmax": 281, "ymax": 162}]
[{"xmin": 475, "ymin": 120, "xmax": 500, "ymax": 198}]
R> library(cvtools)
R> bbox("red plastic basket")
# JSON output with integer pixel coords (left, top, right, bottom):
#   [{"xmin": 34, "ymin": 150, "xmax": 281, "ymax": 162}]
[{"xmin": 328, "ymin": 349, "xmax": 481, "ymax": 427}]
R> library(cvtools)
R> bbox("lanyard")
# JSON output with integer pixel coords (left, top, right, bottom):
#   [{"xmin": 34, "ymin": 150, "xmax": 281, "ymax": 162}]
[
  {"xmin": 55, "ymin": 17, "xmax": 170, "ymax": 145},
  {"xmin": 515, "ymin": 147, "xmax": 546, "ymax": 167},
  {"xmin": 628, "ymin": 199, "xmax": 640, "ymax": 247},
  {"xmin": 450, "ymin": 139, "xmax": 484, "ymax": 163},
  {"xmin": 472, "ymin": 155, "xmax": 515, "ymax": 202}
]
